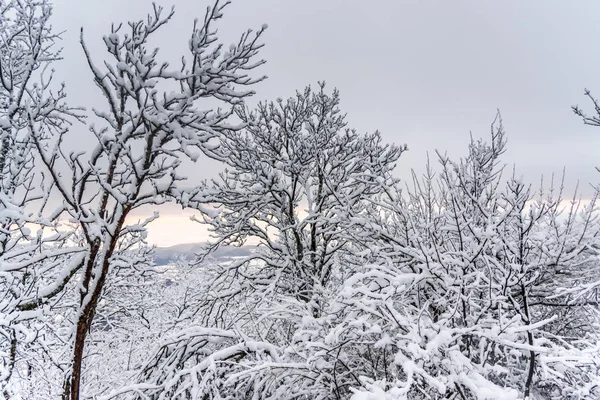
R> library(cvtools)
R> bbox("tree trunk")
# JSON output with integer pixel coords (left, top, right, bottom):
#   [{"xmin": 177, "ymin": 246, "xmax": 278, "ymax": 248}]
[
  {"xmin": 63, "ymin": 254, "xmax": 112, "ymax": 399},
  {"xmin": 522, "ymin": 283, "xmax": 536, "ymax": 399}
]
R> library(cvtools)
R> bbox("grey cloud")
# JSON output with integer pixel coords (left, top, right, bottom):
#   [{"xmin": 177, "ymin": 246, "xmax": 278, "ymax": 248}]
[{"xmin": 50, "ymin": 0, "xmax": 600, "ymax": 197}]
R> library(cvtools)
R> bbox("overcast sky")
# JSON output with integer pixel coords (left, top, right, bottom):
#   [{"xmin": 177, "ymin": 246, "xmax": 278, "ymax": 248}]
[{"xmin": 49, "ymin": 0, "xmax": 600, "ymax": 246}]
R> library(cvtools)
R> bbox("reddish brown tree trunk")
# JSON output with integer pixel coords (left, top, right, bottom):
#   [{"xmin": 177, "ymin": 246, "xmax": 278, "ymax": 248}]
[
  {"xmin": 63, "ymin": 227, "xmax": 123, "ymax": 399},
  {"xmin": 63, "ymin": 261, "xmax": 108, "ymax": 400}
]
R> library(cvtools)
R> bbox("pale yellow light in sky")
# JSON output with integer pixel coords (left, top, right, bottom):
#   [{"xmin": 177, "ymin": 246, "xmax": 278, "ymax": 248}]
[
  {"xmin": 126, "ymin": 205, "xmax": 210, "ymax": 247},
  {"xmin": 125, "ymin": 195, "xmax": 598, "ymax": 248},
  {"xmin": 126, "ymin": 201, "xmax": 313, "ymax": 247},
  {"xmin": 145, "ymin": 214, "xmax": 209, "ymax": 247}
]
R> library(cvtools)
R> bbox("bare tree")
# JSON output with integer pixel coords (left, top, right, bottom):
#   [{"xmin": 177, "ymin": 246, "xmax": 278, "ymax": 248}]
[
  {"xmin": 24, "ymin": 1, "xmax": 267, "ymax": 398},
  {"xmin": 344, "ymin": 118, "xmax": 600, "ymax": 399},
  {"xmin": 124, "ymin": 84, "xmax": 405, "ymax": 399},
  {"xmin": 187, "ymin": 83, "xmax": 404, "ymax": 315},
  {"xmin": 0, "ymin": 1, "xmax": 85, "ymax": 395}
]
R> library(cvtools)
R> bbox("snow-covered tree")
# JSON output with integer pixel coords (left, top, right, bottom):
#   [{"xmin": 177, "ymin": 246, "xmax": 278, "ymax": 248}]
[
  {"xmin": 188, "ymin": 83, "xmax": 404, "ymax": 316},
  {"xmin": 339, "ymin": 116, "xmax": 600, "ymax": 399},
  {"xmin": 571, "ymin": 88, "xmax": 600, "ymax": 304},
  {"xmin": 21, "ymin": 1, "xmax": 267, "ymax": 398},
  {"xmin": 124, "ymin": 84, "xmax": 405, "ymax": 399},
  {"xmin": 0, "ymin": 1, "xmax": 85, "ymax": 396}
]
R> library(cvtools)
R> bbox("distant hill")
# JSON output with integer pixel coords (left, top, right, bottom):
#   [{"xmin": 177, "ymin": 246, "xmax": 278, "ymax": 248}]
[{"xmin": 152, "ymin": 243, "xmax": 254, "ymax": 266}]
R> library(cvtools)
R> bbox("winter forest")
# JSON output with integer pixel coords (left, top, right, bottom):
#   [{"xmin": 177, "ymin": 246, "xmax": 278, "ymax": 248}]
[{"xmin": 0, "ymin": 0, "xmax": 599, "ymax": 399}]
